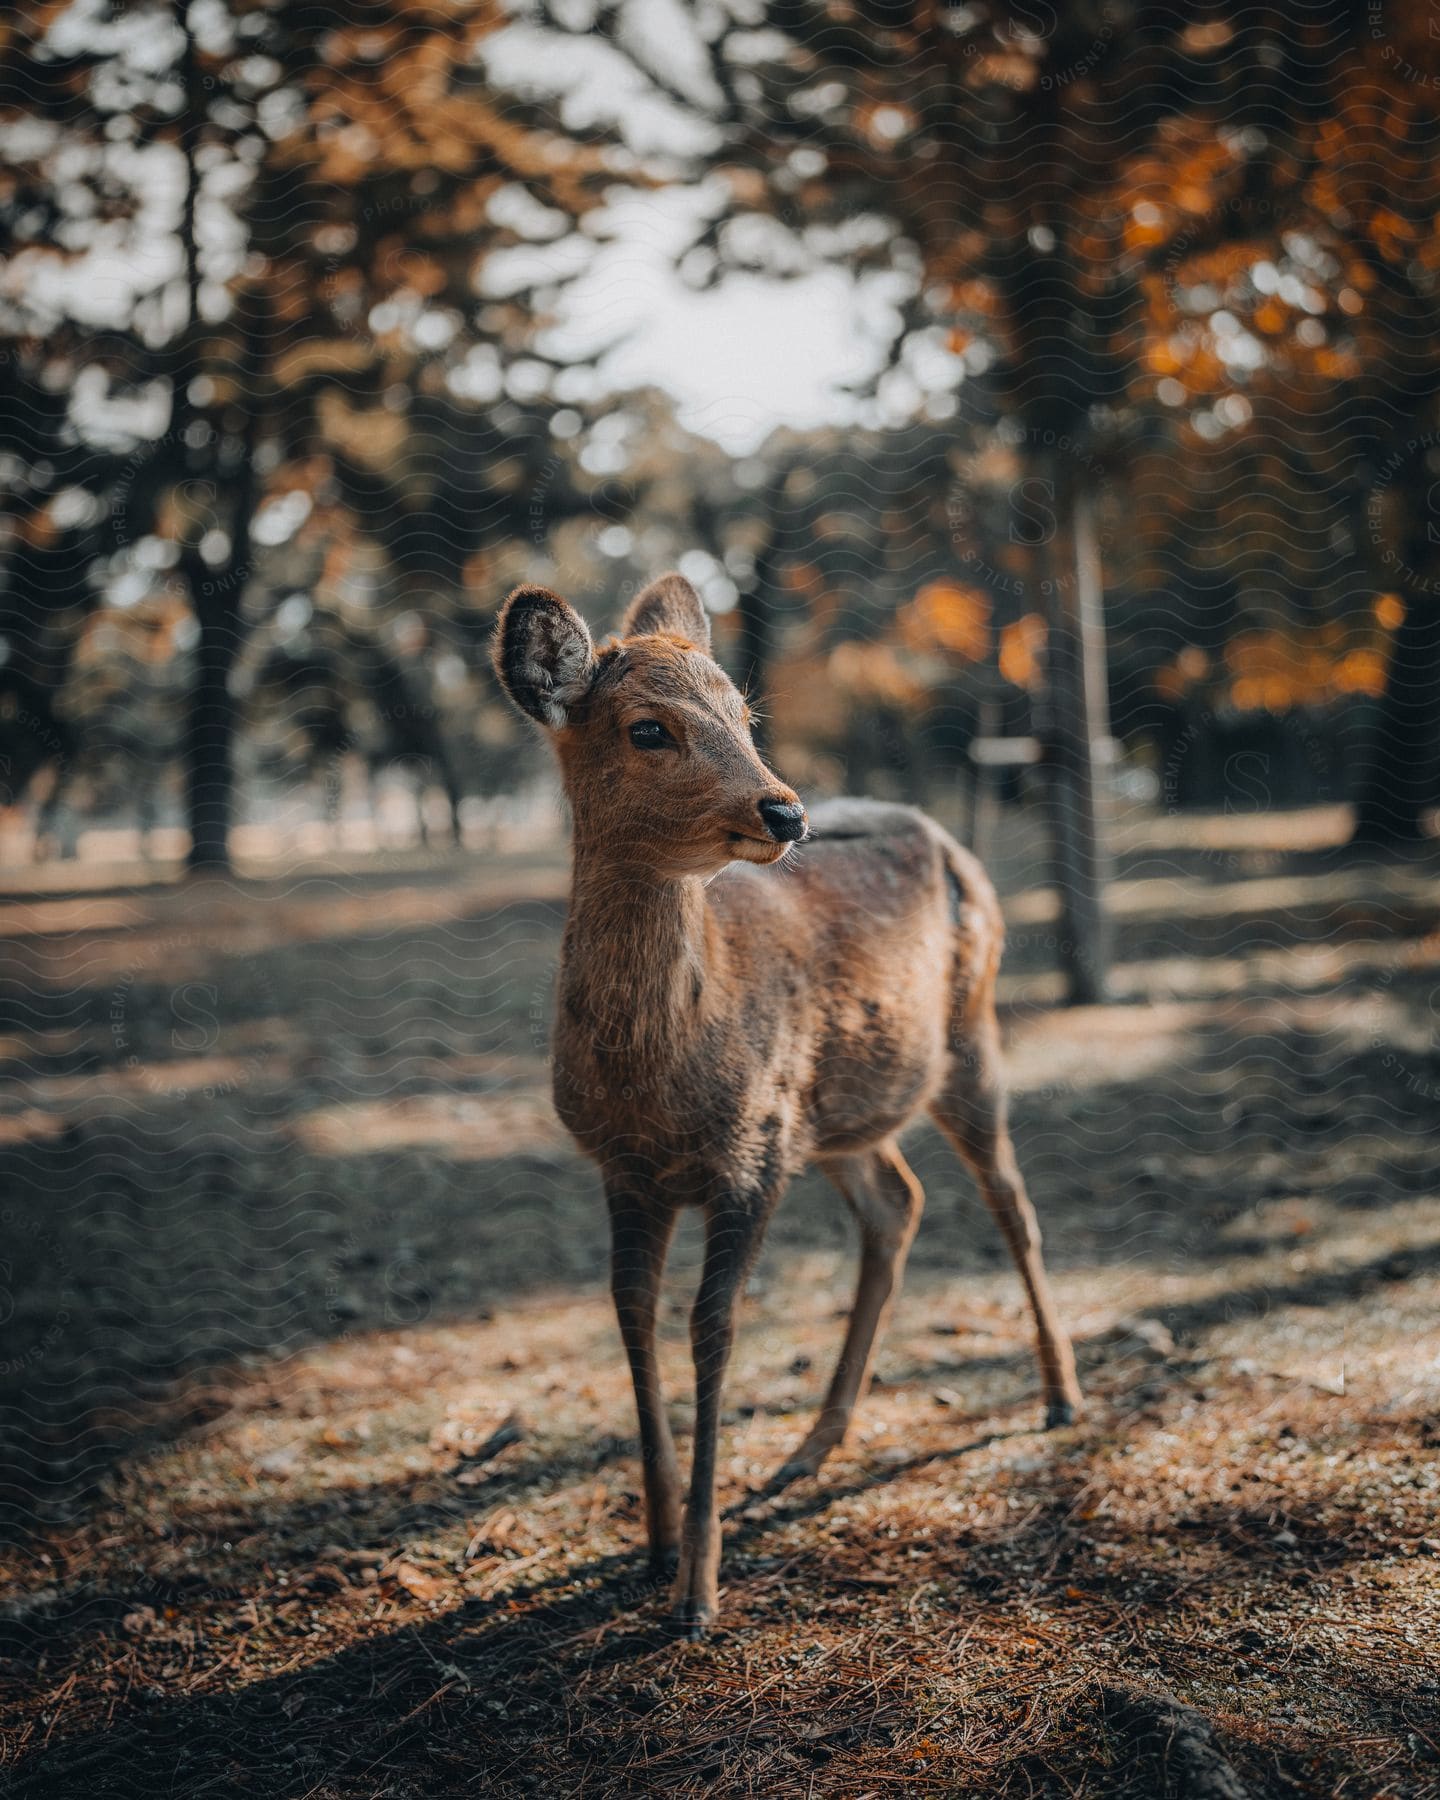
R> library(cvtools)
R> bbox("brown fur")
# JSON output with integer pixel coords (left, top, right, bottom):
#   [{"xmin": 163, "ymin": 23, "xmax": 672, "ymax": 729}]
[{"xmin": 492, "ymin": 572, "xmax": 1081, "ymax": 1635}]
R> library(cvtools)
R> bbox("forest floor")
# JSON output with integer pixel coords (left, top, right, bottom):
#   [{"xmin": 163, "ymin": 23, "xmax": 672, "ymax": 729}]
[{"xmin": 1, "ymin": 802, "xmax": 1438, "ymax": 1797}]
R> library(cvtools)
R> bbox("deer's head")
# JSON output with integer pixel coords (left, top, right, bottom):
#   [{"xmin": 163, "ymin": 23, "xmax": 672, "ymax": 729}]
[{"xmin": 493, "ymin": 572, "xmax": 806, "ymax": 877}]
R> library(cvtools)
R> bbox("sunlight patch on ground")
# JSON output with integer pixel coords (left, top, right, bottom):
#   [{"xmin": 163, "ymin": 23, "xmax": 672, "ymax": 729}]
[
  {"xmin": 287, "ymin": 1090, "xmax": 565, "ymax": 1161},
  {"xmin": 6, "ymin": 1201, "xmax": 1437, "ymax": 1790}
]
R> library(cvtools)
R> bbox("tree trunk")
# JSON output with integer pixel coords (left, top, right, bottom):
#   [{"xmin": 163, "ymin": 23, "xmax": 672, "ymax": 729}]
[
  {"xmin": 734, "ymin": 465, "xmax": 790, "ymax": 748},
  {"xmin": 734, "ymin": 575, "xmax": 772, "ymax": 721},
  {"xmin": 1039, "ymin": 463, "xmax": 1111, "ymax": 1005},
  {"xmin": 1351, "ymin": 598, "xmax": 1440, "ymax": 844},
  {"xmin": 182, "ymin": 574, "xmax": 239, "ymax": 871},
  {"xmin": 178, "ymin": 283, "xmax": 263, "ymax": 875},
  {"xmin": 172, "ymin": 0, "xmax": 264, "ymax": 877},
  {"xmin": 175, "ymin": 0, "xmax": 238, "ymax": 876}
]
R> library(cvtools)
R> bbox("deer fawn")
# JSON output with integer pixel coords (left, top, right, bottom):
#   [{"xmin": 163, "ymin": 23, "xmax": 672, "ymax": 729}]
[{"xmin": 493, "ymin": 572, "xmax": 1081, "ymax": 1635}]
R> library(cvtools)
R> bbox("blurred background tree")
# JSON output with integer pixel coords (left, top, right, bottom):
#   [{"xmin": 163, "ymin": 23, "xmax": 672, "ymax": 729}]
[
  {"xmin": 3, "ymin": 0, "xmax": 1439, "ymax": 880},
  {"xmin": 1, "ymin": 0, "xmax": 632, "ymax": 868},
  {"xmin": 514, "ymin": 0, "xmax": 1440, "ymax": 837}
]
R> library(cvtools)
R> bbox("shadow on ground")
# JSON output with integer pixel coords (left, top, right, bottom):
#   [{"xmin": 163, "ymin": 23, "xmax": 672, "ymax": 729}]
[{"xmin": 2, "ymin": 811, "xmax": 1439, "ymax": 1795}]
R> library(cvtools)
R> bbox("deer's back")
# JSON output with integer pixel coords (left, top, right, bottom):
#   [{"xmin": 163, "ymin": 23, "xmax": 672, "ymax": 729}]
[
  {"xmin": 714, "ymin": 796, "xmax": 999, "ymax": 945},
  {"xmin": 709, "ymin": 798, "xmax": 1003, "ymax": 1158}
]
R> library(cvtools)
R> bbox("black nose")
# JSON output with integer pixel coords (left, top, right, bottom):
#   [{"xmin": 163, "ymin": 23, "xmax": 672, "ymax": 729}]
[{"xmin": 758, "ymin": 798, "xmax": 807, "ymax": 843}]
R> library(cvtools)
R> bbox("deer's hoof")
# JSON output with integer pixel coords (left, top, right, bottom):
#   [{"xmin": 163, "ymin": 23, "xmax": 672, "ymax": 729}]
[
  {"xmin": 668, "ymin": 1598, "xmax": 715, "ymax": 1641},
  {"xmin": 1044, "ymin": 1398, "xmax": 1079, "ymax": 1429}
]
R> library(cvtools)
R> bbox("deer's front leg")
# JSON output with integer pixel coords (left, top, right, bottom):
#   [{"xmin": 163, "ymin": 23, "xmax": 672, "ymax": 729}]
[
  {"xmin": 608, "ymin": 1193, "xmax": 683, "ymax": 1570},
  {"xmin": 673, "ymin": 1193, "xmax": 772, "ymax": 1637}
]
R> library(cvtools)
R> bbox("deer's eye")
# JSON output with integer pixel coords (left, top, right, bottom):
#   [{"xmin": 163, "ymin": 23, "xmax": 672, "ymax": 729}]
[{"xmin": 628, "ymin": 719, "xmax": 675, "ymax": 750}]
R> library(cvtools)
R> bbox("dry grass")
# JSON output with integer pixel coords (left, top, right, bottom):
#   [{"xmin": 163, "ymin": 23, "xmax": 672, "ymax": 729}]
[
  {"xmin": 3, "ymin": 1238, "xmax": 1438, "ymax": 1796},
  {"xmin": 2, "ymin": 807, "xmax": 1439, "ymax": 1796}
]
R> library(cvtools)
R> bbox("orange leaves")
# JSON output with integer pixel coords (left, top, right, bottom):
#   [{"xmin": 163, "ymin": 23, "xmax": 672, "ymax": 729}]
[
  {"xmin": 1121, "ymin": 122, "xmax": 1239, "ymax": 243},
  {"xmin": 1154, "ymin": 646, "xmax": 1211, "ymax": 703},
  {"xmin": 965, "ymin": 52, "xmax": 1037, "ymax": 94},
  {"xmin": 719, "ymin": 165, "xmax": 769, "ymax": 209},
  {"xmin": 319, "ymin": 25, "xmax": 407, "ymax": 70},
  {"xmin": 373, "ymin": 238, "xmax": 448, "ymax": 299},
  {"xmin": 1157, "ymin": 622, "xmax": 1394, "ymax": 714},
  {"xmin": 952, "ymin": 278, "xmax": 997, "ymax": 313},
  {"xmin": 315, "ymin": 390, "xmax": 410, "ymax": 471},
  {"xmin": 1312, "ymin": 345, "xmax": 1361, "ymax": 381},
  {"xmin": 1222, "ymin": 626, "xmax": 1391, "ymax": 712},
  {"xmin": 1173, "ymin": 179, "xmax": 1223, "ymax": 216},
  {"xmin": 899, "ymin": 581, "xmax": 991, "ymax": 662},
  {"xmin": 1369, "ymin": 207, "xmax": 1420, "ymax": 264},
  {"xmin": 1148, "ymin": 329, "xmax": 1226, "ymax": 399},
  {"xmin": 1252, "ymin": 300, "xmax": 1288, "ymax": 337},
  {"xmin": 827, "ymin": 641, "xmax": 927, "ymax": 707},
  {"xmin": 1146, "ymin": 336, "xmax": 1187, "ymax": 376},
  {"xmin": 289, "ymin": 4, "xmax": 610, "ymax": 211},
  {"xmin": 272, "ymin": 338, "xmax": 375, "ymax": 388},
  {"xmin": 998, "ymin": 614, "xmax": 1046, "ymax": 691},
  {"xmin": 1124, "ymin": 201, "xmax": 1169, "ymax": 253},
  {"xmin": 1180, "ymin": 21, "xmax": 1234, "ymax": 53},
  {"xmin": 779, "ymin": 559, "xmax": 826, "ymax": 598},
  {"xmin": 1331, "ymin": 649, "xmax": 1387, "ymax": 697},
  {"xmin": 301, "ymin": 124, "xmax": 378, "ymax": 189},
  {"xmin": 376, "ymin": 29, "xmax": 465, "ymax": 110},
  {"xmin": 268, "ymin": 256, "xmax": 316, "ymax": 326},
  {"xmin": 1309, "ymin": 81, "xmax": 1440, "ymax": 226}
]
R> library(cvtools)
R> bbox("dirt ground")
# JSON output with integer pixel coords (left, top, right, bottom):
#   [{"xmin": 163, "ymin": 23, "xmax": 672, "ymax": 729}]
[{"xmin": 1, "ymin": 801, "xmax": 1438, "ymax": 1797}]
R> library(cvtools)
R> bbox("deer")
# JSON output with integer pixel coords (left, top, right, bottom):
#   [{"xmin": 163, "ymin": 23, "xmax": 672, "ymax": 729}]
[{"xmin": 491, "ymin": 572, "xmax": 1081, "ymax": 1636}]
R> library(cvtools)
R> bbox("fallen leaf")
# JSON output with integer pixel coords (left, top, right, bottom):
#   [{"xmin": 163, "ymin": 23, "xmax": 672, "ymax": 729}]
[{"xmin": 390, "ymin": 1562, "xmax": 449, "ymax": 1603}]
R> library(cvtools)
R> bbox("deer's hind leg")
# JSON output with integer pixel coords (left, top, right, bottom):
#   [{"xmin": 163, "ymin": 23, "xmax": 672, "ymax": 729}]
[
  {"xmin": 771, "ymin": 1141, "xmax": 924, "ymax": 1490},
  {"xmin": 929, "ymin": 1023, "xmax": 1081, "ymax": 1428}
]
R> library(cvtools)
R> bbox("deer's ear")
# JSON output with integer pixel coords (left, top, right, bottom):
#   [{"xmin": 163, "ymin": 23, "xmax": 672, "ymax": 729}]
[
  {"xmin": 492, "ymin": 585, "xmax": 596, "ymax": 729},
  {"xmin": 621, "ymin": 571, "xmax": 711, "ymax": 653}
]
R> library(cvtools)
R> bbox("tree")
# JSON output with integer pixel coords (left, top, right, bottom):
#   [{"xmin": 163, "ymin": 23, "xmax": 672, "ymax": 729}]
[
  {"xmin": 1, "ymin": 2, "xmax": 287, "ymax": 868},
  {"xmin": 509, "ymin": 0, "xmax": 1440, "ymax": 870},
  {"xmin": 0, "ymin": 0, "xmax": 630, "ymax": 869}
]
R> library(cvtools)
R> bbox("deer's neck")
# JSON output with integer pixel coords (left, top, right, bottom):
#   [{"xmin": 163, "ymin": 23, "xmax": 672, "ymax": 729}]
[{"xmin": 560, "ymin": 846, "xmax": 718, "ymax": 1064}]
